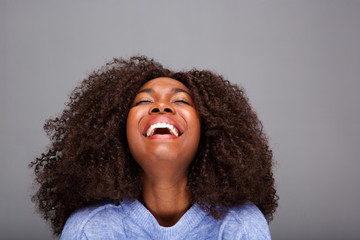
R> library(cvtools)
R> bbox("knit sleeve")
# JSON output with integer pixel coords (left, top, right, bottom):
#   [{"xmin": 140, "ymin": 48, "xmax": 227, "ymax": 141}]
[
  {"xmin": 219, "ymin": 202, "xmax": 271, "ymax": 240},
  {"xmin": 60, "ymin": 203, "xmax": 109, "ymax": 240},
  {"xmin": 60, "ymin": 209, "xmax": 90, "ymax": 240}
]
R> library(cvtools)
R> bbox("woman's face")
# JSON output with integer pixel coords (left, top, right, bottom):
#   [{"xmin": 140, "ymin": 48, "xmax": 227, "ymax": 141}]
[{"xmin": 126, "ymin": 77, "xmax": 201, "ymax": 179}]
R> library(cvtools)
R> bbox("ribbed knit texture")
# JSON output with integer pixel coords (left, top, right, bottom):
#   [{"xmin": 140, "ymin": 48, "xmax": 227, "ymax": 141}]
[{"xmin": 60, "ymin": 199, "xmax": 271, "ymax": 240}]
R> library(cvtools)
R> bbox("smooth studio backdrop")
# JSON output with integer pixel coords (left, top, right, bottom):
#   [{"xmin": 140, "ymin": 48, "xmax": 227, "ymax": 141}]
[{"xmin": 1, "ymin": 1, "xmax": 360, "ymax": 239}]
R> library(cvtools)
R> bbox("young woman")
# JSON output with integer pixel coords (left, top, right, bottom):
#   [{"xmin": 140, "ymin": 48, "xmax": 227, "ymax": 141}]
[{"xmin": 30, "ymin": 56, "xmax": 278, "ymax": 239}]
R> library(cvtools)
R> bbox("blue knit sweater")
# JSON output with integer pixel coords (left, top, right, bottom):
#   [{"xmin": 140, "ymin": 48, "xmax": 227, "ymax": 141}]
[{"xmin": 60, "ymin": 199, "xmax": 271, "ymax": 240}]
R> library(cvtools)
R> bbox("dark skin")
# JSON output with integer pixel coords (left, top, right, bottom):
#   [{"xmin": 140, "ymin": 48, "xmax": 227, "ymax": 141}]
[
  {"xmin": 30, "ymin": 57, "xmax": 277, "ymax": 236},
  {"xmin": 126, "ymin": 78, "xmax": 201, "ymax": 227}
]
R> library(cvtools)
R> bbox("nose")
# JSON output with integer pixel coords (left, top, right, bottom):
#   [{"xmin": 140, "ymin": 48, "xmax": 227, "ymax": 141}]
[{"xmin": 149, "ymin": 102, "xmax": 175, "ymax": 114}]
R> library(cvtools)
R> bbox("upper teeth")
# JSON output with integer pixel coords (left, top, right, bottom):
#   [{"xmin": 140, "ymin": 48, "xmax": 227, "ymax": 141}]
[{"xmin": 146, "ymin": 122, "xmax": 179, "ymax": 137}]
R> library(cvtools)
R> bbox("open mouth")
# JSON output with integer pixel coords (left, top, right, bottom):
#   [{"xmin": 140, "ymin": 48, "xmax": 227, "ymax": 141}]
[
  {"xmin": 143, "ymin": 117, "xmax": 184, "ymax": 138},
  {"xmin": 144, "ymin": 122, "xmax": 181, "ymax": 137}
]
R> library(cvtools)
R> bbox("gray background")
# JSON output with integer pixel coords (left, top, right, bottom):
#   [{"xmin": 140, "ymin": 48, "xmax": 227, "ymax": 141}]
[{"xmin": 1, "ymin": 0, "xmax": 359, "ymax": 239}]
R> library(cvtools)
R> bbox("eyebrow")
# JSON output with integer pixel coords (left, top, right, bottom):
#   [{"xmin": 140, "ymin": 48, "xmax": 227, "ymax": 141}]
[{"xmin": 137, "ymin": 88, "xmax": 191, "ymax": 96}]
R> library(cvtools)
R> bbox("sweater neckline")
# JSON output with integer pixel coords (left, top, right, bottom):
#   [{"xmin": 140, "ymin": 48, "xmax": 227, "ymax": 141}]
[{"xmin": 120, "ymin": 199, "xmax": 207, "ymax": 238}]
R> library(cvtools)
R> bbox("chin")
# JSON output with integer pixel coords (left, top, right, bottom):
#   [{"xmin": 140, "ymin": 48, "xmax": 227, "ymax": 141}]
[{"xmin": 149, "ymin": 147, "xmax": 181, "ymax": 163}]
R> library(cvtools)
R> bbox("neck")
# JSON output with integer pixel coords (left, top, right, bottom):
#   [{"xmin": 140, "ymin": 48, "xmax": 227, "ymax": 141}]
[{"xmin": 140, "ymin": 174, "xmax": 191, "ymax": 227}]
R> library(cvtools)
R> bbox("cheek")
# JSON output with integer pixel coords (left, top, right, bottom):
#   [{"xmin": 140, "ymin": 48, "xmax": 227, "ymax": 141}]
[
  {"xmin": 184, "ymin": 110, "xmax": 201, "ymax": 132},
  {"xmin": 181, "ymin": 109, "xmax": 201, "ymax": 146},
  {"xmin": 126, "ymin": 109, "xmax": 149, "ymax": 164},
  {"xmin": 126, "ymin": 108, "xmax": 144, "ymax": 144}
]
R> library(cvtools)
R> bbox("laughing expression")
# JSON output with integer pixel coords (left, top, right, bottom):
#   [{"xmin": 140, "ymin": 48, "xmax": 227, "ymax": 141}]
[{"xmin": 126, "ymin": 77, "xmax": 201, "ymax": 177}]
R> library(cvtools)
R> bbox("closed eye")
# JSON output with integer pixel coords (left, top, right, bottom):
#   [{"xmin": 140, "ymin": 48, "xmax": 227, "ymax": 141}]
[
  {"xmin": 135, "ymin": 100, "xmax": 152, "ymax": 106},
  {"xmin": 174, "ymin": 100, "xmax": 190, "ymax": 105}
]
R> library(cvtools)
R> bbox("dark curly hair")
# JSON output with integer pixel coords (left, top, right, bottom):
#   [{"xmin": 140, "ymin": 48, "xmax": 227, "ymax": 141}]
[{"xmin": 30, "ymin": 56, "xmax": 278, "ymax": 235}]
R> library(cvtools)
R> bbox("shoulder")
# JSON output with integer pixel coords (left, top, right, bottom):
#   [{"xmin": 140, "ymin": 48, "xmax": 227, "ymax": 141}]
[
  {"xmin": 219, "ymin": 202, "xmax": 271, "ymax": 240},
  {"xmin": 60, "ymin": 202, "xmax": 127, "ymax": 240}
]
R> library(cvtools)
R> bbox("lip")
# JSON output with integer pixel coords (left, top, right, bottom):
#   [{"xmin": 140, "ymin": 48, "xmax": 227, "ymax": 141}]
[
  {"xmin": 143, "ymin": 116, "xmax": 184, "ymax": 137},
  {"xmin": 147, "ymin": 134, "xmax": 179, "ymax": 140}
]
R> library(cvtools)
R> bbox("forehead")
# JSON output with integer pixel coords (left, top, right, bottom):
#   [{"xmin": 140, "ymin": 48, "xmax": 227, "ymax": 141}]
[{"xmin": 139, "ymin": 77, "xmax": 189, "ymax": 91}]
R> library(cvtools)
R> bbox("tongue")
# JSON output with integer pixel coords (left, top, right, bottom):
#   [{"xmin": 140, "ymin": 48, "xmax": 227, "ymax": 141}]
[{"xmin": 154, "ymin": 128, "xmax": 171, "ymax": 135}]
